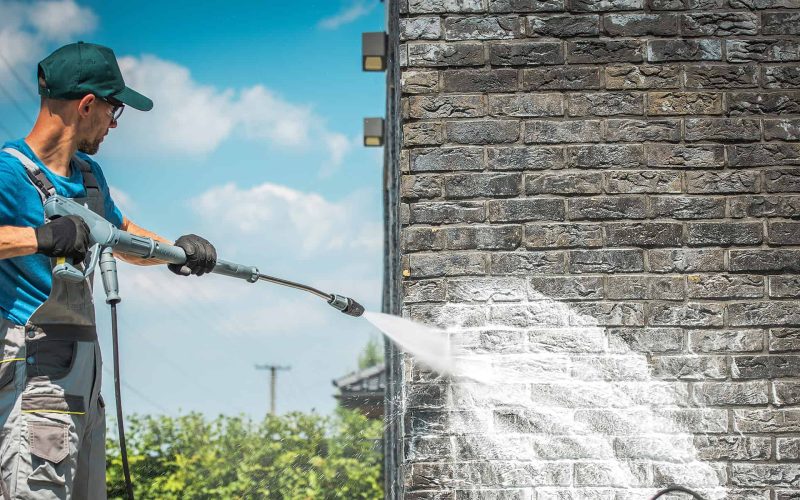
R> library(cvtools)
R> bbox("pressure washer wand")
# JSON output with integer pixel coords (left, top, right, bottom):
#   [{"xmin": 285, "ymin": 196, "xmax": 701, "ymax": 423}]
[{"xmin": 43, "ymin": 195, "xmax": 365, "ymax": 317}]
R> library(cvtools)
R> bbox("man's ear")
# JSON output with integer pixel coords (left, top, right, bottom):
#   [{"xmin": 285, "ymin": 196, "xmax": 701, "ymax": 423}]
[{"xmin": 77, "ymin": 94, "xmax": 96, "ymax": 118}]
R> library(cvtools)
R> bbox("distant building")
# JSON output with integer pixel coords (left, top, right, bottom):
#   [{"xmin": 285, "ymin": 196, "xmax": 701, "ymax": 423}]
[{"xmin": 332, "ymin": 364, "xmax": 385, "ymax": 419}]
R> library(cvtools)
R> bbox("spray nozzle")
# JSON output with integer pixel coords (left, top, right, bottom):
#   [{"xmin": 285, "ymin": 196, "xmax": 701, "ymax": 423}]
[{"xmin": 328, "ymin": 294, "xmax": 365, "ymax": 317}]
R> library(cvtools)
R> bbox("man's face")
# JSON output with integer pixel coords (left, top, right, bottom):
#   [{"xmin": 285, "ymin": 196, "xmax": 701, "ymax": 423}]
[{"xmin": 77, "ymin": 97, "xmax": 120, "ymax": 155}]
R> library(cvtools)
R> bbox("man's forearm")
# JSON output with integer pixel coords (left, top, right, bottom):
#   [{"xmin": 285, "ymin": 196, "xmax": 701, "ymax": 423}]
[
  {"xmin": 0, "ymin": 226, "xmax": 38, "ymax": 259},
  {"xmin": 116, "ymin": 217, "xmax": 172, "ymax": 266}
]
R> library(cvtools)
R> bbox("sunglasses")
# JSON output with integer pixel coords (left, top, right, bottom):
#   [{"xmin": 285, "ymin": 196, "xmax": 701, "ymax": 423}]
[{"xmin": 98, "ymin": 95, "xmax": 125, "ymax": 123}]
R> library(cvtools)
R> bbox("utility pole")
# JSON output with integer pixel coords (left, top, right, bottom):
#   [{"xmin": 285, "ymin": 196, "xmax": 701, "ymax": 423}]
[{"xmin": 255, "ymin": 364, "xmax": 291, "ymax": 415}]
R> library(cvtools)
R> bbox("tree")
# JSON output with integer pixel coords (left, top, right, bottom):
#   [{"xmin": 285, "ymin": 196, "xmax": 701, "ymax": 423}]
[
  {"xmin": 106, "ymin": 409, "xmax": 383, "ymax": 499},
  {"xmin": 357, "ymin": 335, "xmax": 384, "ymax": 370}
]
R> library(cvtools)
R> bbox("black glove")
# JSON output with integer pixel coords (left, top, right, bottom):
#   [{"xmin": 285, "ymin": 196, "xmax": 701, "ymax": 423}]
[
  {"xmin": 168, "ymin": 234, "xmax": 217, "ymax": 277},
  {"xmin": 34, "ymin": 215, "xmax": 91, "ymax": 261}
]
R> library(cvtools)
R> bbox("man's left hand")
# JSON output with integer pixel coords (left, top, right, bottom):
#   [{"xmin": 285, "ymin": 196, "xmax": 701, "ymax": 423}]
[{"xmin": 169, "ymin": 234, "xmax": 217, "ymax": 276}]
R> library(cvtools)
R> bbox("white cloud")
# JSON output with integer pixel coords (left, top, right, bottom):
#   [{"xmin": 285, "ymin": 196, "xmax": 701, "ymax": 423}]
[
  {"xmin": 114, "ymin": 55, "xmax": 353, "ymax": 173},
  {"xmin": 318, "ymin": 0, "xmax": 378, "ymax": 30},
  {"xmin": 29, "ymin": 0, "xmax": 97, "ymax": 42}
]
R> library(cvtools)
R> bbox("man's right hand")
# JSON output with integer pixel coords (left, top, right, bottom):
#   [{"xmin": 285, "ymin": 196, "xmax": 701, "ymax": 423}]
[{"xmin": 34, "ymin": 215, "xmax": 91, "ymax": 261}]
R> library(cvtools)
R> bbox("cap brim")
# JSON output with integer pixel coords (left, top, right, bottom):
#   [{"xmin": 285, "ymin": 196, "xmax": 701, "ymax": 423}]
[{"xmin": 113, "ymin": 86, "xmax": 153, "ymax": 111}]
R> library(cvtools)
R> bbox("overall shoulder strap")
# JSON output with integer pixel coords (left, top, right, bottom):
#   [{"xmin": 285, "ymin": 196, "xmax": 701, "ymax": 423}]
[
  {"xmin": 1, "ymin": 147, "xmax": 54, "ymax": 203},
  {"xmin": 71, "ymin": 155, "xmax": 100, "ymax": 192}
]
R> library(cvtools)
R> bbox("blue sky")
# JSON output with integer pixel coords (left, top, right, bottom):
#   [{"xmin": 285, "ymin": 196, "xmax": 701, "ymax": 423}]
[{"xmin": 0, "ymin": 0, "xmax": 387, "ymax": 417}]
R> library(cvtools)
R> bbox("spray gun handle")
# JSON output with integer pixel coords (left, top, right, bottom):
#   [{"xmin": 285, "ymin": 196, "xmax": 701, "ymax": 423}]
[{"xmin": 53, "ymin": 243, "xmax": 102, "ymax": 283}]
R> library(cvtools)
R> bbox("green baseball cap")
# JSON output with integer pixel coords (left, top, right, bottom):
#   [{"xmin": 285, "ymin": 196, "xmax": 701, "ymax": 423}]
[{"xmin": 38, "ymin": 41, "xmax": 153, "ymax": 111}]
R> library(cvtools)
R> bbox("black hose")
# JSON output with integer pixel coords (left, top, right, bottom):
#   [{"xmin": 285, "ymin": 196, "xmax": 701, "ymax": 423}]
[
  {"xmin": 650, "ymin": 486, "xmax": 707, "ymax": 500},
  {"xmin": 111, "ymin": 303, "xmax": 134, "ymax": 500}
]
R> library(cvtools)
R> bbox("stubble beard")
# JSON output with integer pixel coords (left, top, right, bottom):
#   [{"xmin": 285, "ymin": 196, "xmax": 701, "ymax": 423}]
[{"xmin": 77, "ymin": 138, "xmax": 101, "ymax": 155}]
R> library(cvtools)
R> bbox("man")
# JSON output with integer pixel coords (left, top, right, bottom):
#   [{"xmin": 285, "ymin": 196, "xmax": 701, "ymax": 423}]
[{"xmin": 0, "ymin": 42, "xmax": 216, "ymax": 498}]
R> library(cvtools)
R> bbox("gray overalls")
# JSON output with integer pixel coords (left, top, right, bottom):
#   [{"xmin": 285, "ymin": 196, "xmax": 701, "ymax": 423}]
[{"xmin": 0, "ymin": 148, "xmax": 107, "ymax": 499}]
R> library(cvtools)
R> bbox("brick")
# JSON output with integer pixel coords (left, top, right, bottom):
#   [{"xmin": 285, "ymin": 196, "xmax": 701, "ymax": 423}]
[
  {"xmin": 402, "ymin": 71, "xmax": 440, "ymax": 94},
  {"xmin": 771, "ymin": 276, "xmax": 800, "ymax": 298},
  {"xmin": 404, "ymin": 279, "xmax": 446, "ymax": 303},
  {"xmin": 734, "ymin": 410, "xmax": 800, "ymax": 433},
  {"xmin": 527, "ymin": 15, "xmax": 599, "ymax": 38},
  {"xmin": 523, "ymin": 66, "xmax": 601, "ymax": 90},
  {"xmin": 404, "ymin": 227, "xmax": 446, "ymax": 252},
  {"xmin": 733, "ymin": 464, "xmax": 800, "ymax": 488},
  {"xmin": 648, "ymin": 92, "xmax": 723, "ymax": 115},
  {"xmin": 685, "ymin": 64, "xmax": 759, "ymax": 89},
  {"xmin": 650, "ymin": 196, "xmax": 726, "ymax": 219},
  {"xmin": 695, "ymin": 436, "xmax": 772, "ymax": 461},
  {"xmin": 685, "ymin": 118, "xmax": 761, "ymax": 142},
  {"xmin": 401, "ymin": 17, "xmax": 442, "ymax": 40},
  {"xmin": 568, "ymin": 196, "xmax": 647, "ymax": 220},
  {"xmin": 648, "ymin": 302, "xmax": 724, "ymax": 327},
  {"xmin": 569, "ymin": 0, "xmax": 643, "ymax": 11},
  {"xmin": 567, "ymin": 40, "xmax": 643, "ymax": 63},
  {"xmin": 648, "ymin": 0, "xmax": 686, "ymax": 8},
  {"xmin": 488, "ymin": 146, "xmax": 564, "ymax": 170},
  {"xmin": 442, "ymin": 69, "xmax": 518, "ymax": 93},
  {"xmin": 603, "ymin": 13, "xmax": 678, "ymax": 36},
  {"xmin": 682, "ymin": 12, "xmax": 759, "ymax": 37},
  {"xmin": 730, "ymin": 195, "xmax": 800, "ymax": 219},
  {"xmin": 647, "ymin": 40, "xmax": 722, "ymax": 62},
  {"xmin": 487, "ymin": 198, "xmax": 565, "ymax": 222},
  {"xmin": 778, "ymin": 437, "xmax": 800, "ymax": 459},
  {"xmin": 649, "ymin": 249, "xmax": 724, "ymax": 273},
  {"xmin": 776, "ymin": 382, "xmax": 800, "ymax": 406},
  {"xmin": 408, "ymin": 0, "xmax": 485, "ymax": 13},
  {"xmin": 446, "ymin": 225, "xmax": 523, "ymax": 250},
  {"xmin": 605, "ymin": 64, "xmax": 680, "ymax": 89},
  {"xmin": 605, "ymin": 170, "xmax": 682, "ymax": 193},
  {"xmin": 569, "ymin": 249, "xmax": 645, "ymax": 273},
  {"xmin": 693, "ymin": 381, "xmax": 769, "ymax": 406},
  {"xmin": 769, "ymin": 222, "xmax": 800, "ymax": 245},
  {"xmin": 689, "ymin": 329, "xmax": 764, "ymax": 353},
  {"xmin": 410, "ymin": 201, "xmax": 485, "ymax": 223},
  {"xmin": 406, "ymin": 95, "xmax": 484, "ymax": 119},
  {"xmin": 646, "ymin": 144, "xmax": 725, "ymax": 168},
  {"xmin": 763, "ymin": 12, "xmax": 800, "ymax": 35},
  {"xmin": 608, "ymin": 327, "xmax": 683, "ymax": 353},
  {"xmin": 767, "ymin": 169, "xmax": 800, "ymax": 193},
  {"xmin": 733, "ymin": 356, "xmax": 800, "ymax": 380},
  {"xmin": 606, "ymin": 275, "xmax": 685, "ymax": 300},
  {"xmin": 691, "ymin": 0, "xmax": 800, "ymax": 6},
  {"xmin": 407, "ymin": 42, "xmax": 485, "ymax": 67},
  {"xmin": 606, "ymin": 222, "xmax": 683, "ymax": 247},
  {"xmin": 766, "ymin": 66, "xmax": 800, "ymax": 89},
  {"xmin": 444, "ymin": 16, "xmax": 522, "ymax": 41},
  {"xmin": 524, "ymin": 120, "xmax": 601, "ymax": 143},
  {"xmin": 727, "ymin": 40, "xmax": 800, "ymax": 63},
  {"xmin": 765, "ymin": 119, "xmax": 800, "ymax": 141},
  {"xmin": 490, "ymin": 251, "xmax": 566, "ymax": 274},
  {"xmin": 728, "ymin": 144, "xmax": 800, "ymax": 167},
  {"xmin": 446, "ymin": 120, "xmax": 519, "ymax": 144},
  {"xmin": 687, "ymin": 222, "xmax": 763, "ymax": 246},
  {"xmin": 523, "ymin": 223, "xmax": 603, "ymax": 248},
  {"xmin": 605, "ymin": 119, "xmax": 681, "ymax": 142},
  {"xmin": 687, "ymin": 171, "xmax": 761, "ymax": 194},
  {"xmin": 772, "ymin": 329, "xmax": 800, "ymax": 353},
  {"xmin": 567, "ymin": 92, "xmax": 643, "ymax": 116},
  {"xmin": 405, "ymin": 384, "xmax": 446, "ymax": 408},
  {"xmin": 575, "ymin": 462, "xmax": 649, "ymax": 486},
  {"xmin": 410, "ymin": 147, "xmax": 484, "ymax": 172},
  {"xmin": 569, "ymin": 302, "xmax": 645, "ymax": 326},
  {"xmin": 687, "ymin": 274, "xmax": 764, "ymax": 298},
  {"xmin": 489, "ymin": 0, "xmax": 565, "ymax": 12},
  {"xmin": 401, "ymin": 174, "xmax": 443, "ymax": 200},
  {"xmin": 566, "ymin": 144, "xmax": 644, "ymax": 169},
  {"xmin": 728, "ymin": 91, "xmax": 800, "ymax": 116},
  {"xmin": 616, "ymin": 436, "xmax": 697, "ymax": 461},
  {"xmin": 404, "ymin": 122, "xmax": 443, "ymax": 146},
  {"xmin": 530, "ymin": 276, "xmax": 603, "ymax": 300},
  {"xmin": 489, "ymin": 94, "xmax": 563, "ymax": 117},
  {"xmin": 447, "ymin": 277, "xmax": 526, "ymax": 302},
  {"xmin": 489, "ymin": 41, "xmax": 563, "ymax": 66},
  {"xmin": 729, "ymin": 302, "xmax": 800, "ymax": 327},
  {"xmin": 489, "ymin": 303, "xmax": 568, "ymax": 329},
  {"xmin": 651, "ymin": 355, "xmax": 727, "ymax": 380},
  {"xmin": 525, "ymin": 172, "xmax": 602, "ymax": 195},
  {"xmin": 730, "ymin": 250, "xmax": 800, "ymax": 273},
  {"xmin": 444, "ymin": 173, "xmax": 522, "ymax": 198},
  {"xmin": 652, "ymin": 463, "xmax": 728, "ymax": 487},
  {"xmin": 408, "ymin": 253, "xmax": 487, "ymax": 278}
]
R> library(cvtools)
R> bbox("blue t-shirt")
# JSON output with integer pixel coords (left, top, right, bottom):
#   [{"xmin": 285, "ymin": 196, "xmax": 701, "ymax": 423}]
[{"xmin": 0, "ymin": 139, "xmax": 124, "ymax": 326}]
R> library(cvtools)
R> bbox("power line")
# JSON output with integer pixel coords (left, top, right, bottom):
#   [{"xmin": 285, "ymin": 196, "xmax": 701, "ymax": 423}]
[
  {"xmin": 0, "ymin": 52, "xmax": 37, "ymax": 101},
  {"xmin": 0, "ymin": 118, "xmax": 14, "ymax": 139},
  {"xmin": 103, "ymin": 366, "xmax": 168, "ymax": 413}
]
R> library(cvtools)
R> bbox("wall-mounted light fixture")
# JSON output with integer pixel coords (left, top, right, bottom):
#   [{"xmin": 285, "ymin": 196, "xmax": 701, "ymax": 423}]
[
  {"xmin": 362, "ymin": 32, "xmax": 387, "ymax": 72},
  {"xmin": 364, "ymin": 117, "xmax": 385, "ymax": 147}
]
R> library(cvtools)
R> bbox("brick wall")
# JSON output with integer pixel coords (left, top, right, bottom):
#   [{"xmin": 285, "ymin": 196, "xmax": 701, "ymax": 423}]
[{"xmin": 388, "ymin": 0, "xmax": 800, "ymax": 498}]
